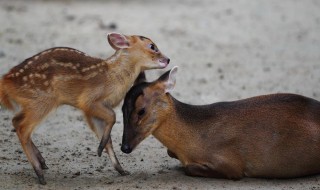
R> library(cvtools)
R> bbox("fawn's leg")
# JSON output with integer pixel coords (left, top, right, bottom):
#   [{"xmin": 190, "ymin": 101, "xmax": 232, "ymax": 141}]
[
  {"xmin": 31, "ymin": 141, "xmax": 49, "ymax": 169},
  {"xmin": 13, "ymin": 104, "xmax": 52, "ymax": 185},
  {"xmin": 83, "ymin": 102, "xmax": 127, "ymax": 175},
  {"xmin": 13, "ymin": 112, "xmax": 48, "ymax": 170}
]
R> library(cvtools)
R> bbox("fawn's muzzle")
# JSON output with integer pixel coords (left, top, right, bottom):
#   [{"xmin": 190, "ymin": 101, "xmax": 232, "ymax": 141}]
[{"xmin": 160, "ymin": 57, "xmax": 170, "ymax": 65}]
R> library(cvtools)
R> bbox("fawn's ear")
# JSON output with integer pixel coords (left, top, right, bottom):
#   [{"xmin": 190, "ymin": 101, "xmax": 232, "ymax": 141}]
[
  {"xmin": 107, "ymin": 33, "xmax": 130, "ymax": 50},
  {"xmin": 157, "ymin": 66, "xmax": 178, "ymax": 93}
]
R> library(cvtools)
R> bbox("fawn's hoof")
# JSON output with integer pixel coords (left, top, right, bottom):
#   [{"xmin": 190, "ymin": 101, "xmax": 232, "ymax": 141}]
[
  {"xmin": 38, "ymin": 177, "xmax": 47, "ymax": 185},
  {"xmin": 119, "ymin": 170, "xmax": 130, "ymax": 176},
  {"xmin": 41, "ymin": 163, "xmax": 49, "ymax": 170},
  {"xmin": 97, "ymin": 146, "xmax": 104, "ymax": 157}
]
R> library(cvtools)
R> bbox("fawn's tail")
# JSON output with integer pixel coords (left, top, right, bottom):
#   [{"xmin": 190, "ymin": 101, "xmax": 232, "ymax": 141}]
[{"xmin": 0, "ymin": 79, "xmax": 14, "ymax": 110}]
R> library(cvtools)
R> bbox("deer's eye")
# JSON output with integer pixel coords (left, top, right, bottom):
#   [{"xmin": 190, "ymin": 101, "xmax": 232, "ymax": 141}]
[
  {"xmin": 149, "ymin": 44, "xmax": 158, "ymax": 52},
  {"xmin": 137, "ymin": 108, "xmax": 145, "ymax": 117}
]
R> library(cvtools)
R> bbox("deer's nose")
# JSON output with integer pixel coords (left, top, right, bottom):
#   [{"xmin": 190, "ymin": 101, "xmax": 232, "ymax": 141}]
[{"xmin": 121, "ymin": 144, "xmax": 132, "ymax": 154}]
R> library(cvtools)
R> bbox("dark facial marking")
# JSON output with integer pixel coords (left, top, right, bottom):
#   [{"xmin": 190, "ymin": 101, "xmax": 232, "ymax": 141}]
[
  {"xmin": 121, "ymin": 82, "xmax": 150, "ymax": 150},
  {"xmin": 157, "ymin": 70, "xmax": 171, "ymax": 82},
  {"xmin": 138, "ymin": 36, "xmax": 151, "ymax": 41},
  {"xmin": 122, "ymin": 82, "xmax": 149, "ymax": 122}
]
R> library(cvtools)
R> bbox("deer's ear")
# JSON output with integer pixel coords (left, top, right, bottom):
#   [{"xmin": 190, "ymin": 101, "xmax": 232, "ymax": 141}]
[
  {"xmin": 165, "ymin": 66, "xmax": 178, "ymax": 93},
  {"xmin": 156, "ymin": 66, "xmax": 178, "ymax": 93},
  {"xmin": 107, "ymin": 33, "xmax": 130, "ymax": 50}
]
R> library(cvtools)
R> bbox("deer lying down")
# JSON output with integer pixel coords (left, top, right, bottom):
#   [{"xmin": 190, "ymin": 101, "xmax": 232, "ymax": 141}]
[
  {"xmin": 0, "ymin": 33, "xmax": 169, "ymax": 185},
  {"xmin": 121, "ymin": 67, "xmax": 320, "ymax": 179}
]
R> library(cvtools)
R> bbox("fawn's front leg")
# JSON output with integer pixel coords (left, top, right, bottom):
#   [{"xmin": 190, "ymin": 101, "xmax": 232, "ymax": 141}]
[{"xmin": 83, "ymin": 103, "xmax": 127, "ymax": 175}]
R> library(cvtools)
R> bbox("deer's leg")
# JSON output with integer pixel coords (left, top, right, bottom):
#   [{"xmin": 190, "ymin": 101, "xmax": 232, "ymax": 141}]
[
  {"xmin": 83, "ymin": 103, "xmax": 127, "ymax": 175},
  {"xmin": 167, "ymin": 149, "xmax": 178, "ymax": 159},
  {"xmin": 185, "ymin": 157, "xmax": 244, "ymax": 179},
  {"xmin": 105, "ymin": 136, "xmax": 129, "ymax": 175},
  {"xmin": 31, "ymin": 141, "xmax": 49, "ymax": 170},
  {"xmin": 185, "ymin": 163, "xmax": 227, "ymax": 178},
  {"xmin": 13, "ymin": 112, "xmax": 49, "ymax": 170},
  {"xmin": 13, "ymin": 105, "xmax": 52, "ymax": 185}
]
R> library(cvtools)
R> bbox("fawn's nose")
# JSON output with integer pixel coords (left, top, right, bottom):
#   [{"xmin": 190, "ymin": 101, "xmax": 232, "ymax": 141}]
[
  {"xmin": 121, "ymin": 144, "xmax": 132, "ymax": 154},
  {"xmin": 160, "ymin": 57, "xmax": 170, "ymax": 65}
]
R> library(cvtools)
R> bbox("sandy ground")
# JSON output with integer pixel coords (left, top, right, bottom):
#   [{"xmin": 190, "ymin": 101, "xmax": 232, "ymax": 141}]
[{"xmin": 0, "ymin": 0, "xmax": 320, "ymax": 189}]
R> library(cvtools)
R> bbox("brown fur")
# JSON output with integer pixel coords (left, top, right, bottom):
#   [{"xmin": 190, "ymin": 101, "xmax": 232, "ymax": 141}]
[
  {"xmin": 0, "ymin": 33, "xmax": 169, "ymax": 185},
  {"xmin": 121, "ymin": 69, "xmax": 320, "ymax": 179},
  {"xmin": 0, "ymin": 80, "xmax": 14, "ymax": 110}
]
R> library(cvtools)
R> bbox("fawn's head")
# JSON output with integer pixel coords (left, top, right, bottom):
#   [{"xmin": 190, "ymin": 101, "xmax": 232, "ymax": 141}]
[
  {"xmin": 108, "ymin": 33, "xmax": 170, "ymax": 70},
  {"xmin": 121, "ymin": 67, "xmax": 178, "ymax": 153}
]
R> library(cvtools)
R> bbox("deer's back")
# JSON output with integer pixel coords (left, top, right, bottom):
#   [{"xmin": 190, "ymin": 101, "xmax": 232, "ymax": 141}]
[
  {"xmin": 174, "ymin": 94, "xmax": 320, "ymax": 178},
  {"xmin": 2, "ymin": 47, "xmax": 108, "ymax": 105}
]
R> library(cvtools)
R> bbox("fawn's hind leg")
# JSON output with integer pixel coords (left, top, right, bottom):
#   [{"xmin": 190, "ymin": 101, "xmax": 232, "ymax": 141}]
[
  {"xmin": 31, "ymin": 141, "xmax": 49, "ymax": 169},
  {"xmin": 13, "ymin": 113, "xmax": 48, "ymax": 170},
  {"xmin": 83, "ymin": 103, "xmax": 128, "ymax": 175},
  {"xmin": 13, "ymin": 105, "xmax": 52, "ymax": 185}
]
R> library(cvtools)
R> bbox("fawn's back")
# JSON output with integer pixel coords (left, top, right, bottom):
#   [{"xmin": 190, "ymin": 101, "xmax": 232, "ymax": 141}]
[{"xmin": 3, "ymin": 48, "xmax": 106, "ymax": 106}]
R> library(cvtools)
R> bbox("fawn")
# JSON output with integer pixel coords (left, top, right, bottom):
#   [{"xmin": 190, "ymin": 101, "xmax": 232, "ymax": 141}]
[
  {"xmin": 0, "ymin": 33, "xmax": 169, "ymax": 185},
  {"xmin": 121, "ymin": 66, "xmax": 320, "ymax": 179}
]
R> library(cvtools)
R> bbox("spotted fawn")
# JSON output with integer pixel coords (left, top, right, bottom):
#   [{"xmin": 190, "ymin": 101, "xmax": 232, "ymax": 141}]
[{"xmin": 0, "ymin": 33, "xmax": 170, "ymax": 184}]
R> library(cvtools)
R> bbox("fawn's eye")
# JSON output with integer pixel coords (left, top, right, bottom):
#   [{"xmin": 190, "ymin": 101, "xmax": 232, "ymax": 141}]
[
  {"xmin": 137, "ymin": 108, "xmax": 145, "ymax": 117},
  {"xmin": 149, "ymin": 44, "xmax": 158, "ymax": 52}
]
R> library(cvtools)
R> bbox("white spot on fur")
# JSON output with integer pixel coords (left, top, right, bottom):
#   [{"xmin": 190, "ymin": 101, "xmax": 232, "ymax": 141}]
[
  {"xmin": 41, "ymin": 50, "xmax": 49, "ymax": 55},
  {"xmin": 40, "ymin": 63, "xmax": 50, "ymax": 70},
  {"xmin": 82, "ymin": 68, "xmax": 89, "ymax": 72}
]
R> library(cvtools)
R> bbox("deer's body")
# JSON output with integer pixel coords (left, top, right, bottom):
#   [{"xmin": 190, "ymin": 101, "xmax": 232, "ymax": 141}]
[
  {"xmin": 0, "ymin": 33, "xmax": 169, "ymax": 184},
  {"xmin": 121, "ymin": 67, "xmax": 320, "ymax": 179},
  {"xmin": 2, "ymin": 47, "xmax": 138, "ymax": 109},
  {"xmin": 154, "ymin": 93, "xmax": 320, "ymax": 179}
]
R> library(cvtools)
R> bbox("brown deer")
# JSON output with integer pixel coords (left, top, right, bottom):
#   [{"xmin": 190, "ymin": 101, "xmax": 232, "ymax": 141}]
[
  {"xmin": 121, "ymin": 66, "xmax": 320, "ymax": 179},
  {"xmin": 0, "ymin": 33, "xmax": 170, "ymax": 185}
]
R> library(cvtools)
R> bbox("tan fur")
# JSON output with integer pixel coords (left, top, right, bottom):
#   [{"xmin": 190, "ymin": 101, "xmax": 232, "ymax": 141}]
[
  {"xmin": 121, "ymin": 69, "xmax": 320, "ymax": 179},
  {"xmin": 0, "ymin": 80, "xmax": 14, "ymax": 110},
  {"xmin": 0, "ymin": 33, "xmax": 169, "ymax": 185}
]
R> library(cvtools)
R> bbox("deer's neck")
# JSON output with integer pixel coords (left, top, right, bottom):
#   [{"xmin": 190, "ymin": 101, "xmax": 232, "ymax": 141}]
[
  {"xmin": 107, "ymin": 50, "xmax": 140, "ymax": 75},
  {"xmin": 103, "ymin": 51, "xmax": 141, "ymax": 107},
  {"xmin": 152, "ymin": 96, "xmax": 218, "ymax": 164},
  {"xmin": 152, "ymin": 96, "xmax": 194, "ymax": 160}
]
